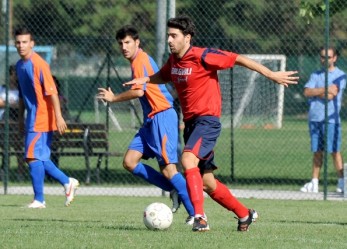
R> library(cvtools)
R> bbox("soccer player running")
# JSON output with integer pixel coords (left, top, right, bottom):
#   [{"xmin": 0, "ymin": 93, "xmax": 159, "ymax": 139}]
[
  {"xmin": 97, "ymin": 25, "xmax": 195, "ymax": 224},
  {"xmin": 14, "ymin": 26, "xmax": 79, "ymax": 208},
  {"xmin": 124, "ymin": 16, "xmax": 299, "ymax": 232}
]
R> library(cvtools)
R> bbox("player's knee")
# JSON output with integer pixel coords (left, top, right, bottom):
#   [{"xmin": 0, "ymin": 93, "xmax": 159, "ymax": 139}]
[
  {"xmin": 202, "ymin": 174, "xmax": 217, "ymax": 193},
  {"xmin": 181, "ymin": 152, "xmax": 199, "ymax": 170},
  {"xmin": 122, "ymin": 158, "xmax": 136, "ymax": 172},
  {"xmin": 160, "ymin": 164, "xmax": 178, "ymax": 179}
]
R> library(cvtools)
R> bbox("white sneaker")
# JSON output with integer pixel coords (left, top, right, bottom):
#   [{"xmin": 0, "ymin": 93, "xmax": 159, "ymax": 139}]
[
  {"xmin": 64, "ymin": 178, "xmax": 79, "ymax": 206},
  {"xmin": 28, "ymin": 200, "xmax": 46, "ymax": 209},
  {"xmin": 336, "ymin": 178, "xmax": 344, "ymax": 193},
  {"xmin": 300, "ymin": 182, "xmax": 318, "ymax": 193},
  {"xmin": 185, "ymin": 216, "xmax": 194, "ymax": 225}
]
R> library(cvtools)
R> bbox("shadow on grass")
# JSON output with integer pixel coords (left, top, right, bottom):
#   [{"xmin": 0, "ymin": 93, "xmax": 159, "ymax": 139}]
[
  {"xmin": 5, "ymin": 218, "xmax": 146, "ymax": 231},
  {"xmin": 103, "ymin": 224, "xmax": 143, "ymax": 231},
  {"xmin": 277, "ymin": 219, "xmax": 347, "ymax": 226},
  {"xmin": 7, "ymin": 218, "xmax": 103, "ymax": 223}
]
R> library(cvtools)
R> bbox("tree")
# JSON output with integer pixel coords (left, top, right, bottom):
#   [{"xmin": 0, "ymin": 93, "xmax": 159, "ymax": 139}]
[
  {"xmin": 300, "ymin": 0, "xmax": 347, "ymax": 23},
  {"xmin": 11, "ymin": 0, "xmax": 158, "ymax": 55}
]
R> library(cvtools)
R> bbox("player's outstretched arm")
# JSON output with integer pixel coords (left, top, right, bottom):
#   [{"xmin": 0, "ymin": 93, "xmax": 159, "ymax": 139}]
[
  {"xmin": 123, "ymin": 72, "xmax": 164, "ymax": 87},
  {"xmin": 235, "ymin": 54, "xmax": 299, "ymax": 87},
  {"xmin": 97, "ymin": 87, "xmax": 144, "ymax": 103},
  {"xmin": 97, "ymin": 87, "xmax": 115, "ymax": 103}
]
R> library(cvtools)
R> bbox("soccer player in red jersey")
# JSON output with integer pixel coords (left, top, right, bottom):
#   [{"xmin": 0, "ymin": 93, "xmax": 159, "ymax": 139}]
[
  {"xmin": 124, "ymin": 16, "xmax": 299, "ymax": 232},
  {"xmin": 14, "ymin": 26, "xmax": 79, "ymax": 208}
]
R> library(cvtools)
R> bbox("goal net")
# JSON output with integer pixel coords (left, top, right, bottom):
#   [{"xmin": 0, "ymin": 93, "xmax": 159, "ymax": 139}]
[{"xmin": 219, "ymin": 54, "xmax": 286, "ymax": 129}]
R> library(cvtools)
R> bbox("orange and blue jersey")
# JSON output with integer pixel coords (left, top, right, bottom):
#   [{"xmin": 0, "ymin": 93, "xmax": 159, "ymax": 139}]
[
  {"xmin": 160, "ymin": 46, "xmax": 238, "ymax": 121},
  {"xmin": 16, "ymin": 52, "xmax": 58, "ymax": 132},
  {"xmin": 131, "ymin": 49, "xmax": 174, "ymax": 123},
  {"xmin": 128, "ymin": 49, "xmax": 178, "ymax": 165}
]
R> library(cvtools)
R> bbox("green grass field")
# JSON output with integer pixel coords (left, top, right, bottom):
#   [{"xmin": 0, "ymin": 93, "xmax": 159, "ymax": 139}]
[{"xmin": 0, "ymin": 195, "xmax": 346, "ymax": 249}]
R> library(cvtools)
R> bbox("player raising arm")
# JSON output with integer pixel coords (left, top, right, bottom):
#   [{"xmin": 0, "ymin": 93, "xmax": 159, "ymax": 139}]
[
  {"xmin": 125, "ymin": 54, "xmax": 298, "ymax": 87},
  {"xmin": 124, "ymin": 15, "xmax": 299, "ymax": 232}
]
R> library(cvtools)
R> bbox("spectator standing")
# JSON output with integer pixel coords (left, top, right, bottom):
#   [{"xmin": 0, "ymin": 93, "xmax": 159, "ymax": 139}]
[{"xmin": 300, "ymin": 46, "xmax": 346, "ymax": 193}]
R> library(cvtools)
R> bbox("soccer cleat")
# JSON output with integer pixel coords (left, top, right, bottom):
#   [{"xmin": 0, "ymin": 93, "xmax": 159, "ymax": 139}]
[
  {"xmin": 336, "ymin": 178, "xmax": 344, "ymax": 193},
  {"xmin": 192, "ymin": 216, "xmax": 210, "ymax": 232},
  {"xmin": 300, "ymin": 182, "xmax": 318, "ymax": 193},
  {"xmin": 169, "ymin": 189, "xmax": 181, "ymax": 213},
  {"xmin": 237, "ymin": 209, "xmax": 258, "ymax": 232},
  {"xmin": 185, "ymin": 215, "xmax": 194, "ymax": 225},
  {"xmin": 64, "ymin": 178, "xmax": 79, "ymax": 207},
  {"xmin": 28, "ymin": 200, "xmax": 46, "ymax": 209}
]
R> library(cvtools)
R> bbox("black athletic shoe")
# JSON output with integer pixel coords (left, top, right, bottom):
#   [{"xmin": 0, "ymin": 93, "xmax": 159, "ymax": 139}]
[
  {"xmin": 237, "ymin": 209, "xmax": 258, "ymax": 232},
  {"xmin": 192, "ymin": 216, "xmax": 210, "ymax": 232}
]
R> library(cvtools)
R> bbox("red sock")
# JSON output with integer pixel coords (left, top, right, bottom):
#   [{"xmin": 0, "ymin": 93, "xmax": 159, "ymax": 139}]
[
  {"xmin": 209, "ymin": 179, "xmax": 249, "ymax": 218},
  {"xmin": 185, "ymin": 167, "xmax": 204, "ymax": 216}
]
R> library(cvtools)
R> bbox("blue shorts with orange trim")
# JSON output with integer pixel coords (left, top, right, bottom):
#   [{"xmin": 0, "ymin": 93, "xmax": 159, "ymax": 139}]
[
  {"xmin": 128, "ymin": 108, "xmax": 179, "ymax": 166},
  {"xmin": 183, "ymin": 116, "xmax": 221, "ymax": 171},
  {"xmin": 25, "ymin": 131, "xmax": 53, "ymax": 160}
]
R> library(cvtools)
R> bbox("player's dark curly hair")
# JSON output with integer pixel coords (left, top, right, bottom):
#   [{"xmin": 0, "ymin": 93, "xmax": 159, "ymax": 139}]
[
  {"xmin": 167, "ymin": 15, "xmax": 196, "ymax": 38},
  {"xmin": 116, "ymin": 25, "xmax": 139, "ymax": 41}
]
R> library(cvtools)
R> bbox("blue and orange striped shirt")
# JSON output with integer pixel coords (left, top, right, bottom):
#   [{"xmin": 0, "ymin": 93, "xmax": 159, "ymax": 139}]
[
  {"xmin": 131, "ymin": 49, "xmax": 174, "ymax": 122},
  {"xmin": 16, "ymin": 52, "xmax": 58, "ymax": 132}
]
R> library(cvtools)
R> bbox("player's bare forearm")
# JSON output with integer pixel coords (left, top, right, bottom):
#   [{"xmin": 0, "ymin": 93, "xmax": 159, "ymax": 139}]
[
  {"xmin": 123, "ymin": 72, "xmax": 164, "ymax": 87},
  {"xmin": 304, "ymin": 87, "xmax": 325, "ymax": 97},
  {"xmin": 49, "ymin": 94, "xmax": 67, "ymax": 135},
  {"xmin": 304, "ymin": 85, "xmax": 338, "ymax": 99},
  {"xmin": 317, "ymin": 93, "xmax": 335, "ymax": 100},
  {"xmin": 97, "ymin": 87, "xmax": 143, "ymax": 103},
  {"xmin": 235, "ymin": 55, "xmax": 299, "ymax": 87}
]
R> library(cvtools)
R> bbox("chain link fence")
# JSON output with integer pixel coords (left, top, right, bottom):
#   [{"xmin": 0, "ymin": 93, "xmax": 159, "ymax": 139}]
[{"xmin": 1, "ymin": 0, "xmax": 347, "ymax": 199}]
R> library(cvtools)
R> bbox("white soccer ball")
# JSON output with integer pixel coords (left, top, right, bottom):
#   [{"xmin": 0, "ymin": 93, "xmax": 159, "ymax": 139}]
[{"xmin": 143, "ymin": 202, "xmax": 173, "ymax": 230}]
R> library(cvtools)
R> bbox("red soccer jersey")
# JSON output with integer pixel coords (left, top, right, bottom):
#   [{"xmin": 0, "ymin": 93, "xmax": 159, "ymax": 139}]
[{"xmin": 160, "ymin": 46, "xmax": 238, "ymax": 121}]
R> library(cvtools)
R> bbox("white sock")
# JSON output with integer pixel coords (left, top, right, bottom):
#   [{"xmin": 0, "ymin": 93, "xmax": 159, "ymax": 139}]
[
  {"xmin": 239, "ymin": 216, "xmax": 249, "ymax": 222},
  {"xmin": 311, "ymin": 178, "xmax": 319, "ymax": 185}
]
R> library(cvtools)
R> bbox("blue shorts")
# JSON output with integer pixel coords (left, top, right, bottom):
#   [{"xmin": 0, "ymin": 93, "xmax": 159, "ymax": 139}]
[
  {"xmin": 309, "ymin": 122, "xmax": 341, "ymax": 153},
  {"xmin": 128, "ymin": 108, "xmax": 178, "ymax": 166},
  {"xmin": 183, "ymin": 116, "xmax": 221, "ymax": 171},
  {"xmin": 25, "ymin": 131, "xmax": 53, "ymax": 160}
]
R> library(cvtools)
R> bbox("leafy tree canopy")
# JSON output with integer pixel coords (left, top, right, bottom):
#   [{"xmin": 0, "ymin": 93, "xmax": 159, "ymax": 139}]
[{"xmin": 300, "ymin": 0, "xmax": 347, "ymax": 23}]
